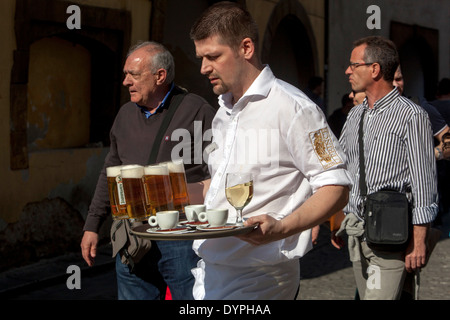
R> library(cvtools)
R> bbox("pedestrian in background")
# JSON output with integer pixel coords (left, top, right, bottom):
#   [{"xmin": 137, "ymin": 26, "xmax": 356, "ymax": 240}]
[
  {"xmin": 335, "ymin": 36, "xmax": 438, "ymax": 300},
  {"xmin": 81, "ymin": 41, "xmax": 215, "ymax": 300}
]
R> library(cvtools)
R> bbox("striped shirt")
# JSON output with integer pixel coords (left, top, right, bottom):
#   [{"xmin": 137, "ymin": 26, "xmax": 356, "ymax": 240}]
[{"xmin": 339, "ymin": 87, "xmax": 438, "ymax": 224}]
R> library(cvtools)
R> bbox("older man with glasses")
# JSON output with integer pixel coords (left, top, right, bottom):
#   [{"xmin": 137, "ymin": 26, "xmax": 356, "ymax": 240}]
[{"xmin": 334, "ymin": 36, "xmax": 438, "ymax": 300}]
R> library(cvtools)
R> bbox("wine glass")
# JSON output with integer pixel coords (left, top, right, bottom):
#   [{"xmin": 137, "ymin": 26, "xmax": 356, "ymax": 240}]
[{"xmin": 225, "ymin": 172, "xmax": 253, "ymax": 226}]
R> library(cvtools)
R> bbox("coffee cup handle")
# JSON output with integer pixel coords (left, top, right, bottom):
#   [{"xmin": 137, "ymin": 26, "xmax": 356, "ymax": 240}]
[
  {"xmin": 198, "ymin": 212, "xmax": 208, "ymax": 223},
  {"xmin": 148, "ymin": 216, "xmax": 158, "ymax": 227}
]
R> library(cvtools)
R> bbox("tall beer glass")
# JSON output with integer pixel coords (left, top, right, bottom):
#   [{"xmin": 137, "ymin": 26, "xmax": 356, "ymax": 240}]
[
  {"xmin": 106, "ymin": 165, "xmax": 128, "ymax": 220},
  {"xmin": 143, "ymin": 164, "xmax": 175, "ymax": 216},
  {"xmin": 120, "ymin": 164, "xmax": 148, "ymax": 221},
  {"xmin": 166, "ymin": 159, "xmax": 190, "ymax": 214}
]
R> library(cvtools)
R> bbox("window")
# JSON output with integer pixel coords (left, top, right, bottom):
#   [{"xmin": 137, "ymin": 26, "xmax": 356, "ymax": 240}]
[{"xmin": 10, "ymin": 0, "xmax": 130, "ymax": 169}]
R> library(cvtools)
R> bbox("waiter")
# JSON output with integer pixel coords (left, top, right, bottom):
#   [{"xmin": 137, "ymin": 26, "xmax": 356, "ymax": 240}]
[{"xmin": 189, "ymin": 2, "xmax": 352, "ymax": 300}]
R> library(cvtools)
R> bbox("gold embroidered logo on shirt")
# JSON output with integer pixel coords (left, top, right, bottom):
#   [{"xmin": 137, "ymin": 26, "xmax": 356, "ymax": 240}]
[{"xmin": 310, "ymin": 128, "xmax": 343, "ymax": 169}]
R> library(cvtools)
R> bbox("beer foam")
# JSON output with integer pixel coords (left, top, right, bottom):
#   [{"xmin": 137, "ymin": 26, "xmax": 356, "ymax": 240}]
[
  {"xmin": 106, "ymin": 165, "xmax": 123, "ymax": 177},
  {"xmin": 165, "ymin": 160, "xmax": 185, "ymax": 173},
  {"xmin": 120, "ymin": 164, "xmax": 144, "ymax": 178},
  {"xmin": 144, "ymin": 165, "xmax": 169, "ymax": 175}
]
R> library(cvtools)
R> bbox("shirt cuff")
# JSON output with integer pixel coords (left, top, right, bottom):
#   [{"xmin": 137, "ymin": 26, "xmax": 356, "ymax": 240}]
[
  {"xmin": 83, "ymin": 213, "xmax": 105, "ymax": 233},
  {"xmin": 309, "ymin": 168, "xmax": 353, "ymax": 193},
  {"xmin": 412, "ymin": 203, "xmax": 439, "ymax": 224}
]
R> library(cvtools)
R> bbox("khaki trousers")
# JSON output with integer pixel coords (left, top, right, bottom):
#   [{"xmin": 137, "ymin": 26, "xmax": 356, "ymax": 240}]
[{"xmin": 350, "ymin": 237, "xmax": 406, "ymax": 300}]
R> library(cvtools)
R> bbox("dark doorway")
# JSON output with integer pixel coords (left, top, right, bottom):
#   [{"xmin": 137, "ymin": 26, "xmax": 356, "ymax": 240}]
[
  {"xmin": 268, "ymin": 14, "xmax": 315, "ymax": 90},
  {"xmin": 391, "ymin": 21, "xmax": 439, "ymax": 101}
]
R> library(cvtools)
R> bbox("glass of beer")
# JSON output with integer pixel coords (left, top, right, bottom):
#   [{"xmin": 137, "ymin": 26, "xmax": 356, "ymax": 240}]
[
  {"xmin": 106, "ymin": 165, "xmax": 128, "ymax": 220},
  {"xmin": 120, "ymin": 164, "xmax": 148, "ymax": 221},
  {"xmin": 143, "ymin": 164, "xmax": 175, "ymax": 216},
  {"xmin": 165, "ymin": 159, "xmax": 190, "ymax": 214},
  {"xmin": 225, "ymin": 172, "xmax": 253, "ymax": 226}
]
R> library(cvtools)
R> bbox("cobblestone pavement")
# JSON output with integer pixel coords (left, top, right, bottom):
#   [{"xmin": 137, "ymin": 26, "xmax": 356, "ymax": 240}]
[
  {"xmin": 1, "ymin": 214, "xmax": 449, "ymax": 300},
  {"xmin": 298, "ymin": 218, "xmax": 450, "ymax": 300}
]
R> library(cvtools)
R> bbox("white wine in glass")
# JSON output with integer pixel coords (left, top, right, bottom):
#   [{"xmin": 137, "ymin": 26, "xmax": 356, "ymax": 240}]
[{"xmin": 225, "ymin": 173, "xmax": 253, "ymax": 225}]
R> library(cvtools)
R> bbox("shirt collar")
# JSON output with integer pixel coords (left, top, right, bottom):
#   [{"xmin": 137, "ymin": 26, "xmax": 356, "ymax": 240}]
[
  {"xmin": 219, "ymin": 65, "xmax": 274, "ymax": 114},
  {"xmin": 363, "ymin": 86, "xmax": 400, "ymax": 112},
  {"xmin": 136, "ymin": 82, "xmax": 175, "ymax": 118}
]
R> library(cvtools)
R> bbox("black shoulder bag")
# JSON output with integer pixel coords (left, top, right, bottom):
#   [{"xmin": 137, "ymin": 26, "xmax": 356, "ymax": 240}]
[{"xmin": 359, "ymin": 110, "xmax": 411, "ymax": 251}]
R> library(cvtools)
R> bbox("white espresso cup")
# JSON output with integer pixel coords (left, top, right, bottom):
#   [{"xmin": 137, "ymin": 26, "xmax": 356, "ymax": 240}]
[
  {"xmin": 198, "ymin": 208, "xmax": 229, "ymax": 227},
  {"xmin": 184, "ymin": 204, "xmax": 206, "ymax": 222},
  {"xmin": 148, "ymin": 210, "xmax": 179, "ymax": 229}
]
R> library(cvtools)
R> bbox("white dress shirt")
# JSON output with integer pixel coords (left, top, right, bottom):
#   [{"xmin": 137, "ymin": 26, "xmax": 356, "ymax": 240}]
[{"xmin": 192, "ymin": 66, "xmax": 352, "ymax": 299}]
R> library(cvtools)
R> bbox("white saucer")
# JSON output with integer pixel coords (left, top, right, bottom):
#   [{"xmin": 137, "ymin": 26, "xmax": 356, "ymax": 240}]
[
  {"xmin": 146, "ymin": 227, "xmax": 193, "ymax": 234},
  {"xmin": 196, "ymin": 224, "xmax": 238, "ymax": 231},
  {"xmin": 179, "ymin": 220, "xmax": 209, "ymax": 227}
]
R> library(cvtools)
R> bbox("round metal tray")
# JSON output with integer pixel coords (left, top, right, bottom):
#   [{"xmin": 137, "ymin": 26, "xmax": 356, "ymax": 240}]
[{"xmin": 130, "ymin": 222, "xmax": 257, "ymax": 240}]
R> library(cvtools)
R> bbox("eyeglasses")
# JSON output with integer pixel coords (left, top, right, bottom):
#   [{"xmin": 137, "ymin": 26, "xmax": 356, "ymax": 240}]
[{"xmin": 348, "ymin": 62, "xmax": 376, "ymax": 71}]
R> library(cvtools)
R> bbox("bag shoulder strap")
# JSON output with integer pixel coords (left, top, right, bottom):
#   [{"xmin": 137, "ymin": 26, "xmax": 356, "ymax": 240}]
[
  {"xmin": 358, "ymin": 109, "xmax": 367, "ymax": 197},
  {"xmin": 148, "ymin": 89, "xmax": 187, "ymax": 165}
]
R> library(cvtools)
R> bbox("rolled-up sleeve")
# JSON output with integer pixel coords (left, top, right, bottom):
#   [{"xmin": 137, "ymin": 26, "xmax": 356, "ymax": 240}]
[
  {"xmin": 406, "ymin": 112, "xmax": 439, "ymax": 224},
  {"xmin": 287, "ymin": 103, "xmax": 352, "ymax": 193}
]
